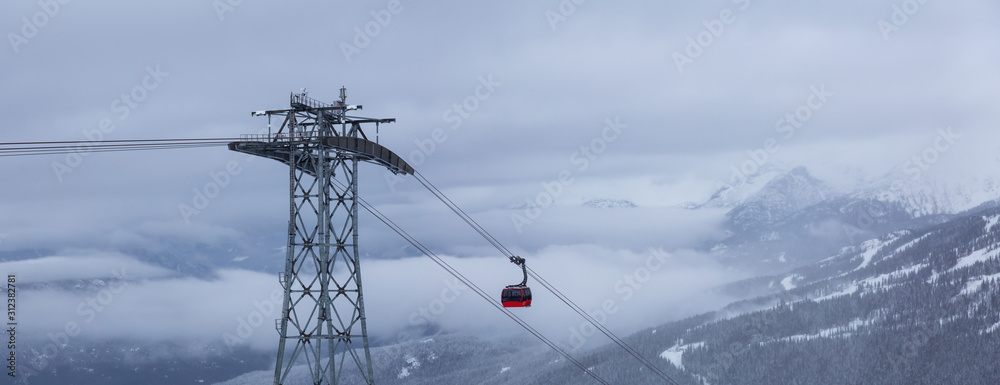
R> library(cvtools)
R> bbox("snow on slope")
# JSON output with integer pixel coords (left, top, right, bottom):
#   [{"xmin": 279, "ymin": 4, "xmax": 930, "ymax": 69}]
[
  {"xmin": 659, "ymin": 341, "xmax": 705, "ymax": 370},
  {"xmin": 952, "ymin": 247, "xmax": 1000, "ymax": 271},
  {"xmin": 985, "ymin": 214, "xmax": 1000, "ymax": 232},
  {"xmin": 852, "ymin": 172, "xmax": 1000, "ymax": 218},
  {"xmin": 780, "ymin": 274, "xmax": 800, "ymax": 290},
  {"xmin": 814, "ymin": 264, "xmax": 928, "ymax": 303},
  {"xmin": 854, "ymin": 238, "xmax": 889, "ymax": 270},
  {"xmin": 812, "ymin": 284, "xmax": 858, "ymax": 302},
  {"xmin": 962, "ymin": 273, "xmax": 1000, "ymax": 295},
  {"xmin": 771, "ymin": 318, "xmax": 873, "ymax": 343},
  {"xmin": 397, "ymin": 355, "xmax": 421, "ymax": 379}
]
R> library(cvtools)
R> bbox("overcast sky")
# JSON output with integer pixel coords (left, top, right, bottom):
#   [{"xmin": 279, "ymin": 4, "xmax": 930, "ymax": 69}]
[{"xmin": 4, "ymin": 0, "xmax": 1000, "ymax": 355}]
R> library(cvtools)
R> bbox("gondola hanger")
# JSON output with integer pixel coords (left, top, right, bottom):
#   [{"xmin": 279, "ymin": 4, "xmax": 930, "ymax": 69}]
[{"xmin": 501, "ymin": 255, "xmax": 532, "ymax": 308}]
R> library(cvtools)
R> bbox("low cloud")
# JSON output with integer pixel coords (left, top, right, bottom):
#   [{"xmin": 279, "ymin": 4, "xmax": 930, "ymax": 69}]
[
  {"xmin": 0, "ymin": 252, "xmax": 174, "ymax": 283},
  {"xmin": 17, "ymin": 246, "xmax": 745, "ymax": 354},
  {"xmin": 362, "ymin": 245, "xmax": 748, "ymax": 350},
  {"xmin": 19, "ymin": 265, "xmax": 279, "ymax": 351}
]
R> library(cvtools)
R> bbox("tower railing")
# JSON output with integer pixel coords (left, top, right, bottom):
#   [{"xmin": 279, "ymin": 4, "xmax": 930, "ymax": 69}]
[{"xmin": 238, "ymin": 132, "xmax": 322, "ymax": 143}]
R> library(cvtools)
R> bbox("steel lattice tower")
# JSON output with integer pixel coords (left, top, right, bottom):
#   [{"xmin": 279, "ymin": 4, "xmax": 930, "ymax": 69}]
[{"xmin": 230, "ymin": 88, "xmax": 413, "ymax": 385}]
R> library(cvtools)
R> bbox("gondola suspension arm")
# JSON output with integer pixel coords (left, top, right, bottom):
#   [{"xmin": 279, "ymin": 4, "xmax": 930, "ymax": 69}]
[{"xmin": 508, "ymin": 255, "xmax": 527, "ymax": 287}]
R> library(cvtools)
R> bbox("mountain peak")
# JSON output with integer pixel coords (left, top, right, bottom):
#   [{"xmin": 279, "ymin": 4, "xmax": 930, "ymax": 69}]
[
  {"xmin": 726, "ymin": 166, "xmax": 837, "ymax": 231},
  {"xmin": 694, "ymin": 164, "xmax": 792, "ymax": 209},
  {"xmin": 788, "ymin": 165, "xmax": 810, "ymax": 177}
]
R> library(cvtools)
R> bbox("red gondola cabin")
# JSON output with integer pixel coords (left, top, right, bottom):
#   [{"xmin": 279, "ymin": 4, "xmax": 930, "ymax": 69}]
[{"xmin": 501, "ymin": 286, "xmax": 532, "ymax": 308}]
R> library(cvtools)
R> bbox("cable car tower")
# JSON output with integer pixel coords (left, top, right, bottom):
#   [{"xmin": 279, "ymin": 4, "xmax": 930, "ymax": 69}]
[{"xmin": 229, "ymin": 88, "xmax": 413, "ymax": 385}]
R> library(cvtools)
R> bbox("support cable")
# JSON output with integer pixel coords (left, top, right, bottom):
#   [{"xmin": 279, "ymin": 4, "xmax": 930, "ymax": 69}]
[
  {"xmin": 412, "ymin": 171, "xmax": 681, "ymax": 384},
  {"xmin": 333, "ymin": 178, "xmax": 612, "ymax": 385},
  {"xmin": 0, "ymin": 138, "xmax": 238, "ymax": 157}
]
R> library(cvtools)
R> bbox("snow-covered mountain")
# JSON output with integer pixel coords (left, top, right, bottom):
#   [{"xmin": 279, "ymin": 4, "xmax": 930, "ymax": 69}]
[
  {"xmin": 726, "ymin": 166, "xmax": 837, "ymax": 231},
  {"xmin": 849, "ymin": 169, "xmax": 1000, "ymax": 218},
  {"xmin": 693, "ymin": 165, "xmax": 1000, "ymax": 272},
  {"xmin": 696, "ymin": 164, "xmax": 1000, "ymax": 228},
  {"xmin": 652, "ymin": 204, "xmax": 1000, "ymax": 384}
]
